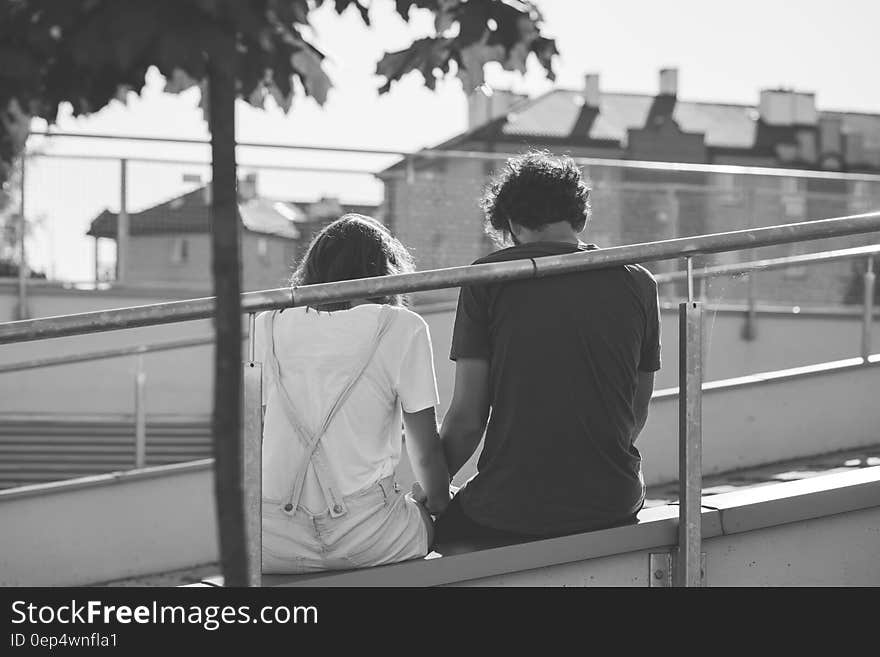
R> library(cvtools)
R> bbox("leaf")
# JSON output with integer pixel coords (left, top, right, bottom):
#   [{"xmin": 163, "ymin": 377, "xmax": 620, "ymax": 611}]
[
  {"xmin": 333, "ymin": 0, "xmax": 371, "ymax": 25},
  {"xmin": 394, "ymin": 0, "xmax": 438, "ymax": 20},
  {"xmin": 164, "ymin": 67, "xmax": 200, "ymax": 94},
  {"xmin": 270, "ymin": 0, "xmax": 312, "ymax": 26},
  {"xmin": 0, "ymin": 98, "xmax": 30, "ymax": 160},
  {"xmin": 291, "ymin": 48, "xmax": 332, "ymax": 105},
  {"xmin": 454, "ymin": 0, "xmax": 491, "ymax": 47},
  {"xmin": 434, "ymin": 0, "xmax": 460, "ymax": 33},
  {"xmin": 530, "ymin": 36, "xmax": 558, "ymax": 81},
  {"xmin": 376, "ymin": 37, "xmax": 452, "ymax": 93}
]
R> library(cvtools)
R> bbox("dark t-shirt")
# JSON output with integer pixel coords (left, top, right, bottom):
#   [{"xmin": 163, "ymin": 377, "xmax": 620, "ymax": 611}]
[{"xmin": 450, "ymin": 241, "xmax": 661, "ymax": 535}]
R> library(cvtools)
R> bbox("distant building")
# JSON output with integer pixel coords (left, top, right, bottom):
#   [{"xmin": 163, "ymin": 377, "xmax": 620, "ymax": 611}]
[
  {"xmin": 87, "ymin": 174, "xmax": 378, "ymax": 292},
  {"xmin": 381, "ymin": 69, "xmax": 880, "ymax": 305}
]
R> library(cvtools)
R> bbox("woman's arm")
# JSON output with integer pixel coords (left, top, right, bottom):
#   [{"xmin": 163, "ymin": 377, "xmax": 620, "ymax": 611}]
[{"xmin": 403, "ymin": 406, "xmax": 450, "ymax": 515}]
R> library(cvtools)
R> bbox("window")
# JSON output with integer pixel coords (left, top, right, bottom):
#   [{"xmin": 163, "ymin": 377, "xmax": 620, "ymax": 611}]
[{"xmin": 171, "ymin": 238, "xmax": 189, "ymax": 264}]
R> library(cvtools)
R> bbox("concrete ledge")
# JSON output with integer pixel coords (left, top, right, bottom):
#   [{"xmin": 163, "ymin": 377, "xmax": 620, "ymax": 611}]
[
  {"xmin": 702, "ymin": 466, "xmax": 880, "ymax": 534},
  {"xmin": 260, "ymin": 466, "xmax": 880, "ymax": 587}
]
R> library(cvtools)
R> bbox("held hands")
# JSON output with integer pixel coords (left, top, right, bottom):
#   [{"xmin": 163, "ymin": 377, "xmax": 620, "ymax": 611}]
[
  {"xmin": 408, "ymin": 481, "xmax": 450, "ymax": 516},
  {"xmin": 410, "ymin": 481, "xmax": 428, "ymax": 505}
]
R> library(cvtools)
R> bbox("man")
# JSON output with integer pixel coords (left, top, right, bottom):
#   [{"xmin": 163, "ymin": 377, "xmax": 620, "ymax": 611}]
[{"xmin": 432, "ymin": 151, "xmax": 661, "ymax": 544}]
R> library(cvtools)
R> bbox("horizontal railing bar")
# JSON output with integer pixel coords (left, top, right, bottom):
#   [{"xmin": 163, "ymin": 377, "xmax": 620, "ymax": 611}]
[
  {"xmin": 29, "ymin": 130, "xmax": 407, "ymax": 157},
  {"xmin": 26, "ymin": 131, "xmax": 880, "ymax": 182},
  {"xmin": 1, "ymin": 212, "xmax": 879, "ymax": 345},
  {"xmin": 27, "ymin": 151, "xmax": 878, "ymax": 202},
  {"xmin": 0, "ymin": 297, "xmax": 216, "ymax": 344},
  {"xmin": 0, "ymin": 336, "xmax": 215, "ymax": 374},
  {"xmin": 25, "ymin": 152, "xmax": 383, "ymax": 177},
  {"xmin": 654, "ymin": 244, "xmax": 880, "ymax": 283}
]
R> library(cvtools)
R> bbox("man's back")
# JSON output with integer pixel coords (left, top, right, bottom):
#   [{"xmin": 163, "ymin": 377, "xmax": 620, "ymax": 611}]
[{"xmin": 450, "ymin": 241, "xmax": 661, "ymax": 535}]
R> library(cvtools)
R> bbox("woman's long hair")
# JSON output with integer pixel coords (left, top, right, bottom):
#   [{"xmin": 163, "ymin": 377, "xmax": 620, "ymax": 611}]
[{"xmin": 289, "ymin": 213, "xmax": 415, "ymax": 311}]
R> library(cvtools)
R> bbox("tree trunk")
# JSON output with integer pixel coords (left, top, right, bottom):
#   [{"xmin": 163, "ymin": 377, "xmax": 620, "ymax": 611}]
[{"xmin": 208, "ymin": 32, "xmax": 249, "ymax": 586}]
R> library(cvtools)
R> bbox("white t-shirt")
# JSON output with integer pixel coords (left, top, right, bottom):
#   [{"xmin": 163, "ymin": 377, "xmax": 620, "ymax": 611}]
[{"xmin": 256, "ymin": 303, "xmax": 439, "ymax": 512}]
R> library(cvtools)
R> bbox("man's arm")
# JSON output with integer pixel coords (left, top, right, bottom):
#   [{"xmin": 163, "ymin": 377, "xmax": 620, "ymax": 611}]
[
  {"xmin": 631, "ymin": 370, "xmax": 654, "ymax": 443},
  {"xmin": 440, "ymin": 358, "xmax": 491, "ymax": 477}
]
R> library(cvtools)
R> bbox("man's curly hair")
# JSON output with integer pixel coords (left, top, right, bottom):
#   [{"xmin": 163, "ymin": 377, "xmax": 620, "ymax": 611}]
[{"xmin": 481, "ymin": 151, "xmax": 592, "ymax": 246}]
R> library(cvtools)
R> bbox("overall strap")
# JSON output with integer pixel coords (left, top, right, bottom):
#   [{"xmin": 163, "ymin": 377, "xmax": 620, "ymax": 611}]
[{"xmin": 266, "ymin": 305, "xmax": 395, "ymax": 517}]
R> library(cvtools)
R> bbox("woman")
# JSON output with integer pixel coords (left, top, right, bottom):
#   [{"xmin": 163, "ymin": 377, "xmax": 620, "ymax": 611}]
[{"xmin": 258, "ymin": 214, "xmax": 450, "ymax": 573}]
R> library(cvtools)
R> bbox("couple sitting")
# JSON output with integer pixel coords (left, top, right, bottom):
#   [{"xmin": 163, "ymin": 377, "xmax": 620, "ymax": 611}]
[{"xmin": 260, "ymin": 151, "xmax": 661, "ymax": 573}]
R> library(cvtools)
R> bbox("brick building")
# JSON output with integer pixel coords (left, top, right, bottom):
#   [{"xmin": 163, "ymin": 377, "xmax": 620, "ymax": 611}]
[
  {"xmin": 87, "ymin": 175, "xmax": 377, "ymax": 292},
  {"xmin": 380, "ymin": 69, "xmax": 880, "ymax": 306}
]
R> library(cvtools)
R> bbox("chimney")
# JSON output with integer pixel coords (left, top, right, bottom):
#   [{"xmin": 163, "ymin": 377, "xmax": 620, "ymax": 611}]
[
  {"xmin": 759, "ymin": 89, "xmax": 818, "ymax": 126},
  {"xmin": 467, "ymin": 87, "xmax": 528, "ymax": 129},
  {"xmin": 584, "ymin": 73, "xmax": 600, "ymax": 107},
  {"xmin": 659, "ymin": 68, "xmax": 678, "ymax": 97},
  {"xmin": 238, "ymin": 172, "xmax": 258, "ymax": 201}
]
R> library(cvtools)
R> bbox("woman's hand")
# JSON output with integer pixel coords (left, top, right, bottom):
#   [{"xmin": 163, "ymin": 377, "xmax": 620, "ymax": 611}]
[
  {"xmin": 409, "ymin": 481, "xmax": 448, "ymax": 516},
  {"xmin": 410, "ymin": 481, "xmax": 428, "ymax": 505}
]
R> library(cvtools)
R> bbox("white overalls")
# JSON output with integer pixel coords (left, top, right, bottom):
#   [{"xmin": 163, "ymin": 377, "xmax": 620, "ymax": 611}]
[{"xmin": 261, "ymin": 306, "xmax": 429, "ymax": 573}]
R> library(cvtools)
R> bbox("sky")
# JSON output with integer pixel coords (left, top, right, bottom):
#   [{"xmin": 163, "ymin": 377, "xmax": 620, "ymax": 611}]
[{"xmin": 18, "ymin": 0, "xmax": 880, "ymax": 281}]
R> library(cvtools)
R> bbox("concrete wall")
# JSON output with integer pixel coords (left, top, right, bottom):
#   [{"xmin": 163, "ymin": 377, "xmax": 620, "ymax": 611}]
[
  {"xmin": 0, "ymin": 460, "xmax": 217, "ymax": 587},
  {"xmin": 638, "ymin": 359, "xmax": 880, "ymax": 485}
]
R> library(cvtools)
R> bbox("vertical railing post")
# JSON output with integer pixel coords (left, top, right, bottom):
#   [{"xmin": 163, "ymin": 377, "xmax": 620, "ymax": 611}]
[
  {"xmin": 741, "ymin": 271, "xmax": 757, "ymax": 341},
  {"xmin": 134, "ymin": 354, "xmax": 146, "ymax": 469},
  {"xmin": 863, "ymin": 256, "xmax": 875, "ymax": 362},
  {"xmin": 16, "ymin": 153, "xmax": 29, "ymax": 320},
  {"xmin": 676, "ymin": 257, "xmax": 703, "ymax": 587},
  {"xmin": 742, "ymin": 188, "xmax": 757, "ymax": 341},
  {"xmin": 117, "ymin": 158, "xmax": 129, "ymax": 284},
  {"xmin": 242, "ymin": 312, "xmax": 263, "ymax": 586},
  {"xmin": 93, "ymin": 237, "xmax": 100, "ymax": 285}
]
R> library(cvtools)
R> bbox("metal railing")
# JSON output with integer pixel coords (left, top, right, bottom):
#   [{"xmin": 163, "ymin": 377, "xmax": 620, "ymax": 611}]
[
  {"xmin": 2, "ymin": 210, "xmax": 880, "ymax": 587},
  {"xmin": 654, "ymin": 244, "xmax": 879, "ymax": 360}
]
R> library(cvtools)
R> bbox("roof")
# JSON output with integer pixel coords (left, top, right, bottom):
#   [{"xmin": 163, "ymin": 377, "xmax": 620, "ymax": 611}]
[
  {"xmin": 419, "ymin": 88, "xmax": 880, "ymax": 169},
  {"xmin": 87, "ymin": 187, "xmax": 378, "ymax": 240},
  {"xmin": 499, "ymin": 90, "xmax": 759, "ymax": 149}
]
